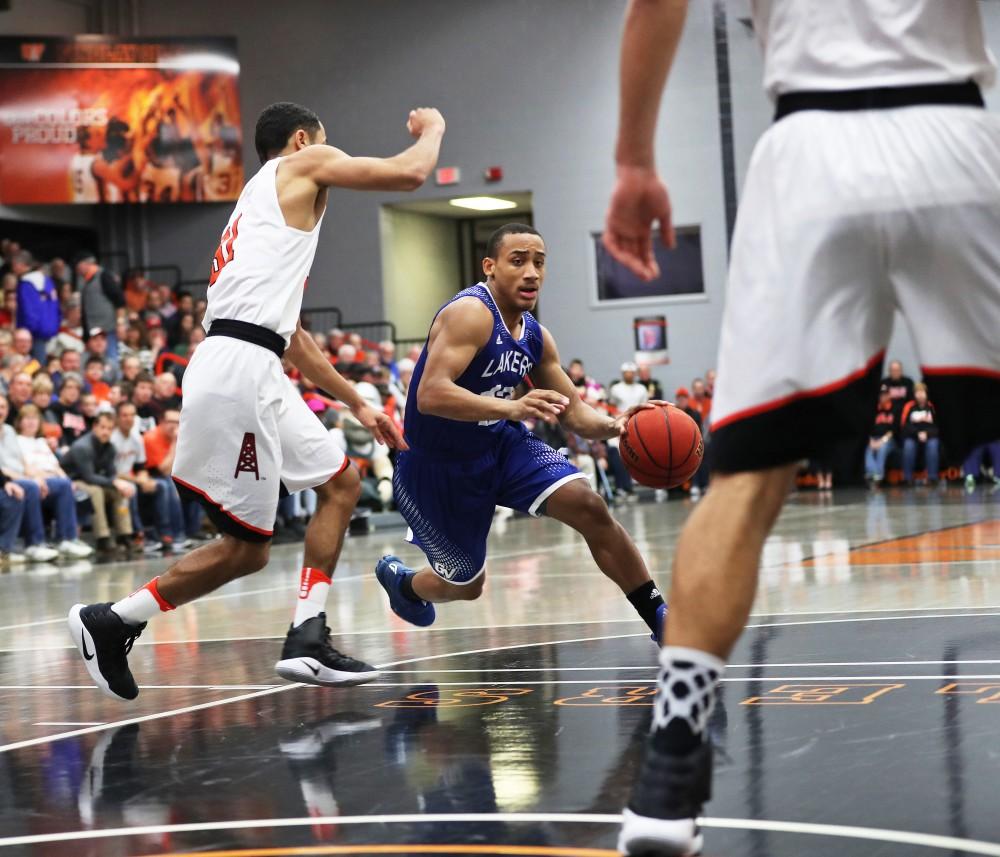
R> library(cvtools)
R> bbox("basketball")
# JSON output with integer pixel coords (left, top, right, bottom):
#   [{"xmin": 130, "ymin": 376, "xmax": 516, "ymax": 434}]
[{"xmin": 620, "ymin": 404, "xmax": 704, "ymax": 489}]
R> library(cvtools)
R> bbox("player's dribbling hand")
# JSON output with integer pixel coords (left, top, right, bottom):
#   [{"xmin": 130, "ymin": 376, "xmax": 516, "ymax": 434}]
[
  {"xmin": 407, "ymin": 108, "xmax": 446, "ymax": 138},
  {"xmin": 353, "ymin": 403, "xmax": 409, "ymax": 451},
  {"xmin": 603, "ymin": 165, "xmax": 674, "ymax": 281},
  {"xmin": 613, "ymin": 401, "xmax": 669, "ymax": 437},
  {"xmin": 509, "ymin": 389, "xmax": 568, "ymax": 424}
]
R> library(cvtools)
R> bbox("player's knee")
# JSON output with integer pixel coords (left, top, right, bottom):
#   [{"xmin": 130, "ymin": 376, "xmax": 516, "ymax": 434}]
[
  {"xmin": 572, "ymin": 488, "xmax": 614, "ymax": 531},
  {"xmin": 229, "ymin": 540, "xmax": 269, "ymax": 574},
  {"xmin": 451, "ymin": 573, "xmax": 485, "ymax": 601},
  {"xmin": 319, "ymin": 464, "xmax": 361, "ymax": 507}
]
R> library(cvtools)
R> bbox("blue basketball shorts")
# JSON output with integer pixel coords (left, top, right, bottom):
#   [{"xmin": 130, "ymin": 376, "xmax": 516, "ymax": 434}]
[{"xmin": 393, "ymin": 422, "xmax": 588, "ymax": 584}]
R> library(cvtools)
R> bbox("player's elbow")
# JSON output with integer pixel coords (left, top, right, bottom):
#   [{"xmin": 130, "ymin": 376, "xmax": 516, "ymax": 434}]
[
  {"xmin": 416, "ymin": 382, "xmax": 440, "ymax": 415},
  {"xmin": 396, "ymin": 167, "xmax": 428, "ymax": 191}
]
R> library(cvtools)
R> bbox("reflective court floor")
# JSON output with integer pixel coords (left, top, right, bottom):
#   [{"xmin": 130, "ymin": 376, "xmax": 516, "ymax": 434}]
[{"xmin": 0, "ymin": 486, "xmax": 999, "ymax": 856}]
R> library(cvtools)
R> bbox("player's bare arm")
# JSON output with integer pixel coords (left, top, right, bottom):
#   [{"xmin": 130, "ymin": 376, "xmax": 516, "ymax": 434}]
[
  {"xmin": 532, "ymin": 326, "xmax": 649, "ymax": 439},
  {"xmin": 285, "ymin": 322, "xmax": 407, "ymax": 449},
  {"xmin": 604, "ymin": 0, "xmax": 688, "ymax": 280},
  {"xmin": 417, "ymin": 298, "xmax": 568, "ymax": 424}
]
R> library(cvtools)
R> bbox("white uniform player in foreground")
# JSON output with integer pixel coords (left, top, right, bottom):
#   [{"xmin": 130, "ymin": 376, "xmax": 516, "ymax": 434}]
[
  {"xmin": 605, "ymin": 1, "xmax": 1000, "ymax": 854},
  {"xmin": 69, "ymin": 101, "xmax": 445, "ymax": 701}
]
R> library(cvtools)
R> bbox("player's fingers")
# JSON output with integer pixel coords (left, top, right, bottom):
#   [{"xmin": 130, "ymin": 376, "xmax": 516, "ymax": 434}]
[
  {"xmin": 605, "ymin": 229, "xmax": 653, "ymax": 280},
  {"xmin": 531, "ymin": 389, "xmax": 570, "ymax": 405}
]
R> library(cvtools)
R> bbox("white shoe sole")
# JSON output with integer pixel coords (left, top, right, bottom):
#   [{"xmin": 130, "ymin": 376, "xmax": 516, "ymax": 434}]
[
  {"xmin": 68, "ymin": 604, "xmax": 127, "ymax": 701},
  {"xmin": 618, "ymin": 809, "xmax": 703, "ymax": 856},
  {"xmin": 275, "ymin": 657, "xmax": 380, "ymax": 687}
]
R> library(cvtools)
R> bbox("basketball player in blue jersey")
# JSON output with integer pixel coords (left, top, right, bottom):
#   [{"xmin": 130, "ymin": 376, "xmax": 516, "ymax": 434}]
[{"xmin": 375, "ymin": 222, "xmax": 668, "ymax": 641}]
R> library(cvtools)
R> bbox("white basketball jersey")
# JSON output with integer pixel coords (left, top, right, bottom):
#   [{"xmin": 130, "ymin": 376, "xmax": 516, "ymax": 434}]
[
  {"xmin": 203, "ymin": 157, "xmax": 324, "ymax": 345},
  {"xmin": 751, "ymin": 0, "xmax": 997, "ymax": 99},
  {"xmin": 70, "ymin": 153, "xmax": 99, "ymax": 203}
]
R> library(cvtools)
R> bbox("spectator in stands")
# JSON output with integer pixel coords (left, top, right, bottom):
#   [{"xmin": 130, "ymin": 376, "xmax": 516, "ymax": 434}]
[
  {"xmin": 638, "ymin": 363, "xmax": 663, "ymax": 400},
  {"xmin": 74, "ymin": 252, "xmax": 124, "ymax": 360},
  {"xmin": 866, "ymin": 384, "xmax": 898, "ymax": 484},
  {"xmin": 12, "ymin": 252, "xmax": 60, "ymax": 360},
  {"xmin": 11, "ymin": 329, "xmax": 41, "ymax": 376},
  {"xmin": 47, "ymin": 296, "xmax": 85, "ymax": 356},
  {"xmin": 49, "ymin": 375, "xmax": 86, "ymax": 450},
  {"xmin": 328, "ymin": 328, "xmax": 345, "ymax": 352},
  {"xmin": 48, "ymin": 257, "xmax": 70, "ymax": 289},
  {"xmin": 964, "ymin": 440, "xmax": 1000, "ymax": 488},
  {"xmin": 84, "ymin": 357, "xmax": 111, "ymax": 401},
  {"xmin": 690, "ymin": 378, "xmax": 711, "ymax": 425},
  {"xmin": 0, "ymin": 475, "xmax": 25, "ymax": 566},
  {"xmin": 0, "ymin": 330, "xmax": 10, "ymax": 361},
  {"xmin": 405, "ymin": 344, "xmax": 422, "ymax": 363},
  {"xmin": 84, "ymin": 327, "xmax": 120, "ymax": 383},
  {"xmin": 336, "ymin": 342, "xmax": 357, "ymax": 366},
  {"xmin": 674, "ymin": 387, "xmax": 709, "ymax": 496},
  {"xmin": 0, "ymin": 395, "xmax": 59, "ymax": 562},
  {"xmin": 168, "ymin": 313, "xmax": 196, "ymax": 355},
  {"xmin": 132, "ymin": 372, "xmax": 159, "ymax": 432},
  {"xmin": 609, "ymin": 361, "xmax": 648, "ymax": 412},
  {"xmin": 6, "ymin": 372, "xmax": 32, "ymax": 422},
  {"xmin": 0, "ymin": 287, "xmax": 15, "ymax": 329},
  {"xmin": 30, "ymin": 376, "xmax": 54, "ymax": 418},
  {"xmin": 143, "ymin": 408, "xmax": 198, "ymax": 549},
  {"xmin": 119, "ymin": 322, "xmax": 154, "ymax": 369},
  {"xmin": 63, "ymin": 411, "xmax": 134, "ymax": 556},
  {"xmin": 378, "ymin": 339, "xmax": 399, "ymax": 381},
  {"xmin": 153, "ymin": 372, "xmax": 181, "ymax": 411},
  {"xmin": 14, "ymin": 404, "xmax": 92, "ymax": 557},
  {"xmin": 705, "ymin": 368, "xmax": 716, "ymax": 398},
  {"xmin": 110, "ymin": 400, "xmax": 157, "ymax": 542},
  {"xmin": 121, "ymin": 354, "xmax": 142, "ymax": 384},
  {"xmin": 80, "ymin": 392, "xmax": 102, "ymax": 427},
  {"xmin": 52, "ymin": 348, "xmax": 81, "ymax": 389},
  {"xmin": 394, "ymin": 357, "xmax": 416, "ymax": 415},
  {"xmin": 900, "ymin": 382, "xmax": 940, "ymax": 485},
  {"xmin": 124, "ymin": 273, "xmax": 150, "ymax": 313},
  {"xmin": 881, "ymin": 360, "xmax": 915, "ymax": 417}
]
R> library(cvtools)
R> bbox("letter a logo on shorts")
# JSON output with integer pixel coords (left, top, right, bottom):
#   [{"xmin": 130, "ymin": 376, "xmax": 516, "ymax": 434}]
[{"xmin": 234, "ymin": 432, "xmax": 260, "ymax": 480}]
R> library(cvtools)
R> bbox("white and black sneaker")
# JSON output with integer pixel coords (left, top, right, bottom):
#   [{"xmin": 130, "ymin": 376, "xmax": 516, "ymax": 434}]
[
  {"xmin": 275, "ymin": 613, "xmax": 379, "ymax": 687},
  {"xmin": 618, "ymin": 740, "xmax": 713, "ymax": 856},
  {"xmin": 68, "ymin": 603, "xmax": 146, "ymax": 701}
]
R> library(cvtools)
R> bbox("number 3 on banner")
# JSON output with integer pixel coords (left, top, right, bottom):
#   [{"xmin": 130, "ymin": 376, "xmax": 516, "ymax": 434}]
[{"xmin": 209, "ymin": 213, "xmax": 242, "ymax": 286}]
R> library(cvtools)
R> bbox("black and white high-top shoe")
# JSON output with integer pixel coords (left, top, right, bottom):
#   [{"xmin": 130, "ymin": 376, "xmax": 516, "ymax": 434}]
[
  {"xmin": 275, "ymin": 613, "xmax": 379, "ymax": 686},
  {"xmin": 68, "ymin": 603, "xmax": 146, "ymax": 701},
  {"xmin": 618, "ymin": 739, "xmax": 713, "ymax": 856}
]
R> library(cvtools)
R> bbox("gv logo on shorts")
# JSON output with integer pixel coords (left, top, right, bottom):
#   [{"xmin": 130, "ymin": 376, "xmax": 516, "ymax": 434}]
[
  {"xmin": 434, "ymin": 562, "xmax": 458, "ymax": 580},
  {"xmin": 234, "ymin": 432, "xmax": 260, "ymax": 480}
]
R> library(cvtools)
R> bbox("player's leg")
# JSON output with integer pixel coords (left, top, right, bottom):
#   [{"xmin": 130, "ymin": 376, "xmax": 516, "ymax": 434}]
[
  {"xmin": 620, "ymin": 111, "xmax": 895, "ymax": 856},
  {"xmin": 376, "ymin": 448, "xmax": 494, "ymax": 623},
  {"xmin": 273, "ymin": 388, "xmax": 377, "ymax": 686},
  {"xmin": 68, "ymin": 338, "xmax": 281, "ymax": 701},
  {"xmin": 541, "ymin": 476, "xmax": 666, "ymax": 640}
]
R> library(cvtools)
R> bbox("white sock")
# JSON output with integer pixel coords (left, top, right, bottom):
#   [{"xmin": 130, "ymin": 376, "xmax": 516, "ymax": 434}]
[
  {"xmin": 294, "ymin": 566, "xmax": 331, "ymax": 627},
  {"xmin": 112, "ymin": 577, "xmax": 175, "ymax": 625},
  {"xmin": 652, "ymin": 646, "xmax": 726, "ymax": 743}
]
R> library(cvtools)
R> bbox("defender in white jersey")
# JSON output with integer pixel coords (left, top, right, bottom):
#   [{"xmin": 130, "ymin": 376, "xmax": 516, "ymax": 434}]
[
  {"xmin": 605, "ymin": 2, "xmax": 1000, "ymax": 854},
  {"xmin": 69, "ymin": 101, "xmax": 445, "ymax": 702}
]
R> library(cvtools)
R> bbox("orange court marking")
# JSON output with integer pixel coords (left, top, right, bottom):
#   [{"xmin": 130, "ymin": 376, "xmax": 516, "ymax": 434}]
[
  {"xmin": 140, "ymin": 845, "xmax": 620, "ymax": 857},
  {"xmin": 806, "ymin": 520, "xmax": 1000, "ymax": 566}
]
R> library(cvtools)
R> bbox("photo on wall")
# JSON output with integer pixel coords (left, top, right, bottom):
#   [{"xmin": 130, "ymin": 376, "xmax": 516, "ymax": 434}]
[
  {"xmin": 634, "ymin": 314, "xmax": 669, "ymax": 366},
  {"xmin": 593, "ymin": 225, "xmax": 704, "ymax": 303}
]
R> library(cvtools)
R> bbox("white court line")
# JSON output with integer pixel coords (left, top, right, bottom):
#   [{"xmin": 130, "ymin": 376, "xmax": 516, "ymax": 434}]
[
  {"xmin": 380, "ymin": 659, "xmax": 1000, "ymax": 673},
  {"xmin": 0, "ymin": 685, "xmax": 281, "ymax": 690},
  {"xmin": 0, "ymin": 812, "xmax": 997, "ymax": 855},
  {"xmin": 360, "ymin": 675, "xmax": 1000, "ymax": 686},
  {"xmin": 0, "ymin": 630, "xmax": 641, "ymax": 755}
]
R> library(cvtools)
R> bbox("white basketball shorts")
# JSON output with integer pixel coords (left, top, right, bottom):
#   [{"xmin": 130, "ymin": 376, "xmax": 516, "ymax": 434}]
[
  {"xmin": 710, "ymin": 104, "xmax": 1000, "ymax": 472},
  {"xmin": 172, "ymin": 335, "xmax": 348, "ymax": 540}
]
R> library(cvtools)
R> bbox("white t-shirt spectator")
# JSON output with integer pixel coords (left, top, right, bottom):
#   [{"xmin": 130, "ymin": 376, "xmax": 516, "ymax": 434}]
[
  {"xmin": 111, "ymin": 425, "xmax": 146, "ymax": 476},
  {"xmin": 608, "ymin": 380, "xmax": 649, "ymax": 412},
  {"xmin": 17, "ymin": 435, "xmax": 62, "ymax": 476},
  {"xmin": 0, "ymin": 424, "xmax": 26, "ymax": 476}
]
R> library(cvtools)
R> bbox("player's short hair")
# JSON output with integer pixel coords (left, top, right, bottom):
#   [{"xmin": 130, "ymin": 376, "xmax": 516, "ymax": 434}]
[
  {"xmin": 255, "ymin": 102, "xmax": 321, "ymax": 165},
  {"xmin": 485, "ymin": 223, "xmax": 542, "ymax": 259}
]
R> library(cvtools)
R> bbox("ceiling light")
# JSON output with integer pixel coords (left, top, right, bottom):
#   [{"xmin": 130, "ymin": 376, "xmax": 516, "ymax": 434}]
[{"xmin": 448, "ymin": 196, "xmax": 518, "ymax": 211}]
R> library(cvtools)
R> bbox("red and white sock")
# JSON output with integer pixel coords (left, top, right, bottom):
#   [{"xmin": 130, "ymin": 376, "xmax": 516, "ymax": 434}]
[
  {"xmin": 294, "ymin": 566, "xmax": 331, "ymax": 627},
  {"xmin": 111, "ymin": 577, "xmax": 175, "ymax": 626}
]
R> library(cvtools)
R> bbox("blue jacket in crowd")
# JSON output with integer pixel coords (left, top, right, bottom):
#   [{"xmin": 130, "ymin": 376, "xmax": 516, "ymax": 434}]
[{"xmin": 16, "ymin": 270, "xmax": 61, "ymax": 340}]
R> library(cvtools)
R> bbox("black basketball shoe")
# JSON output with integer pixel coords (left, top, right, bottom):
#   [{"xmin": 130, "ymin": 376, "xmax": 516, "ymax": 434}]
[
  {"xmin": 275, "ymin": 613, "xmax": 379, "ymax": 687},
  {"xmin": 68, "ymin": 603, "xmax": 146, "ymax": 701},
  {"xmin": 618, "ymin": 739, "xmax": 713, "ymax": 856}
]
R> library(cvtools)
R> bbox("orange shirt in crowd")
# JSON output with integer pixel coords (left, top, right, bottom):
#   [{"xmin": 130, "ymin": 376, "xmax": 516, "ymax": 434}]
[
  {"xmin": 144, "ymin": 427, "xmax": 173, "ymax": 473},
  {"xmin": 90, "ymin": 380, "xmax": 110, "ymax": 402}
]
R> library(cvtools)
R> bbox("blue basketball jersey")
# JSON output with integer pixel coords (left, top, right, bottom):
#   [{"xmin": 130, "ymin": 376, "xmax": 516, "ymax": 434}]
[{"xmin": 404, "ymin": 283, "xmax": 544, "ymax": 458}]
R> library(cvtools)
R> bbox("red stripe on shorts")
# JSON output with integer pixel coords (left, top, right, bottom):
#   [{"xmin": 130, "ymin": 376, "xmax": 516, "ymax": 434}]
[
  {"xmin": 711, "ymin": 349, "xmax": 886, "ymax": 432},
  {"xmin": 171, "ymin": 476, "xmax": 274, "ymax": 537},
  {"xmin": 921, "ymin": 365, "xmax": 1000, "ymax": 380}
]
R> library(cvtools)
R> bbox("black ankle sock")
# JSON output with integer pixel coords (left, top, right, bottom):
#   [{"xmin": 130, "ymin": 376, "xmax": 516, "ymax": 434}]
[
  {"xmin": 399, "ymin": 571, "xmax": 422, "ymax": 603},
  {"xmin": 627, "ymin": 580, "xmax": 665, "ymax": 634}
]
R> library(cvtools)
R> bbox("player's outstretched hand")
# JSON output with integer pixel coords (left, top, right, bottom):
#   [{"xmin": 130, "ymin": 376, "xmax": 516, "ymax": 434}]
[
  {"xmin": 613, "ymin": 400, "xmax": 672, "ymax": 437},
  {"xmin": 407, "ymin": 108, "xmax": 446, "ymax": 138},
  {"xmin": 353, "ymin": 403, "xmax": 409, "ymax": 451},
  {"xmin": 603, "ymin": 165, "xmax": 674, "ymax": 281},
  {"xmin": 509, "ymin": 389, "xmax": 569, "ymax": 425}
]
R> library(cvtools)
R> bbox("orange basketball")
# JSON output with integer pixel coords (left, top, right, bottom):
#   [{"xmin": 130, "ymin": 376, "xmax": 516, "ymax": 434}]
[{"xmin": 620, "ymin": 404, "xmax": 704, "ymax": 489}]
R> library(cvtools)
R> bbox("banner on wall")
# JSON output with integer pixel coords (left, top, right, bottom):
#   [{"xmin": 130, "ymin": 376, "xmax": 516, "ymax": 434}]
[
  {"xmin": 0, "ymin": 36, "xmax": 243, "ymax": 204},
  {"xmin": 634, "ymin": 315, "xmax": 669, "ymax": 366}
]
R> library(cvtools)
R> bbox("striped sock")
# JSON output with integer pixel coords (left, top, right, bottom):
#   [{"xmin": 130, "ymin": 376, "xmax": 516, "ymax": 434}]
[{"xmin": 294, "ymin": 566, "xmax": 331, "ymax": 627}]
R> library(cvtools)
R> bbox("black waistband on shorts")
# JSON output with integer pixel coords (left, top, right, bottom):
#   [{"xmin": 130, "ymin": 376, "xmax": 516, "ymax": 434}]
[
  {"xmin": 207, "ymin": 319, "xmax": 286, "ymax": 358},
  {"xmin": 774, "ymin": 81, "xmax": 984, "ymax": 122}
]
